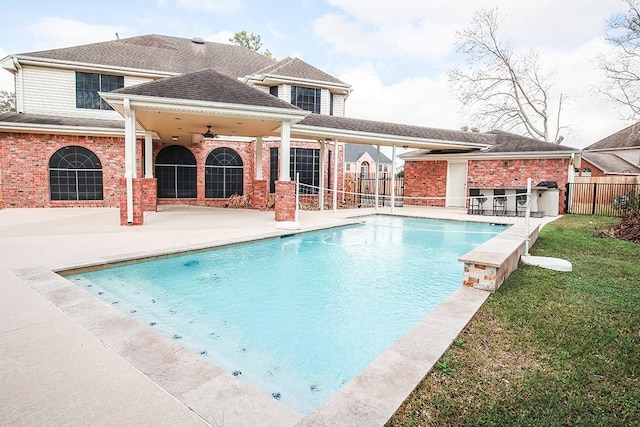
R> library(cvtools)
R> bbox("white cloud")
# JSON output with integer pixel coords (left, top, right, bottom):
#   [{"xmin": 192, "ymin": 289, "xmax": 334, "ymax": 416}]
[
  {"xmin": 203, "ymin": 30, "xmax": 235, "ymax": 44},
  {"xmin": 0, "ymin": 47, "xmax": 14, "ymax": 93},
  {"xmin": 339, "ymin": 62, "xmax": 461, "ymax": 130},
  {"xmin": 26, "ymin": 18, "xmax": 127, "ymax": 51},
  {"xmin": 175, "ymin": 0, "xmax": 242, "ymax": 13}
]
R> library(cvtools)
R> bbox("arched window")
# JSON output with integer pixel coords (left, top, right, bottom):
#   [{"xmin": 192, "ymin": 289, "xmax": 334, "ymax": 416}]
[
  {"xmin": 360, "ymin": 161, "xmax": 370, "ymax": 178},
  {"xmin": 155, "ymin": 145, "xmax": 197, "ymax": 198},
  {"xmin": 49, "ymin": 146, "xmax": 103, "ymax": 201},
  {"xmin": 205, "ymin": 148, "xmax": 244, "ymax": 198}
]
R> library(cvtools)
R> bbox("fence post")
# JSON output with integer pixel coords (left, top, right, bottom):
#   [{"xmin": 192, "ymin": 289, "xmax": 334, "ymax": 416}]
[
  {"xmin": 591, "ymin": 183, "xmax": 597, "ymax": 215},
  {"xmin": 565, "ymin": 183, "xmax": 570, "ymax": 214}
]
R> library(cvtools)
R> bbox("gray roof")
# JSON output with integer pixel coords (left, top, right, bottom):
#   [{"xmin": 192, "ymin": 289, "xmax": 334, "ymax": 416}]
[
  {"xmin": 582, "ymin": 151, "xmax": 640, "ymax": 174},
  {"xmin": 111, "ymin": 68, "xmax": 302, "ymax": 110},
  {"xmin": 252, "ymin": 57, "xmax": 347, "ymax": 86},
  {"xmin": 16, "ymin": 34, "xmax": 275, "ymax": 79},
  {"xmin": 298, "ymin": 114, "xmax": 495, "ymax": 144},
  {"xmin": 0, "ymin": 112, "xmax": 123, "ymax": 129},
  {"xmin": 401, "ymin": 129, "xmax": 579, "ymax": 157},
  {"xmin": 344, "ymin": 144, "xmax": 392, "ymax": 163},
  {"xmin": 480, "ymin": 130, "xmax": 579, "ymax": 153},
  {"xmin": 585, "ymin": 121, "xmax": 640, "ymax": 150}
]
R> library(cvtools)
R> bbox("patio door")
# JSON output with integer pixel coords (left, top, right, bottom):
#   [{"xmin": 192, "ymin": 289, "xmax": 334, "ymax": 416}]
[{"xmin": 446, "ymin": 162, "xmax": 467, "ymax": 207}]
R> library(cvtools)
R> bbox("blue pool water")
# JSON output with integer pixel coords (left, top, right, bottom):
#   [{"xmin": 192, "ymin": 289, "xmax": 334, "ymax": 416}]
[{"xmin": 67, "ymin": 216, "xmax": 506, "ymax": 413}]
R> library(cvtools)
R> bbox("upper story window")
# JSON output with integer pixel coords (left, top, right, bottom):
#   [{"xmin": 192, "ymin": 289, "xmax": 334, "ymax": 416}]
[
  {"xmin": 291, "ymin": 86, "xmax": 321, "ymax": 113},
  {"xmin": 330, "ymin": 92, "xmax": 334, "ymax": 116},
  {"xmin": 76, "ymin": 72, "xmax": 124, "ymax": 110},
  {"xmin": 269, "ymin": 86, "xmax": 279, "ymax": 97}
]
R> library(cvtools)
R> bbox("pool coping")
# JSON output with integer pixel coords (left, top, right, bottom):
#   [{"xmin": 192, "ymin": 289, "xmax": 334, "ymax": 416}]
[{"xmin": 10, "ymin": 212, "xmax": 526, "ymax": 426}]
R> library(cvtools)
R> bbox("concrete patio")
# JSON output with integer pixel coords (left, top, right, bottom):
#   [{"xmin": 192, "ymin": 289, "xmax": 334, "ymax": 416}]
[{"xmin": 0, "ymin": 205, "xmax": 552, "ymax": 426}]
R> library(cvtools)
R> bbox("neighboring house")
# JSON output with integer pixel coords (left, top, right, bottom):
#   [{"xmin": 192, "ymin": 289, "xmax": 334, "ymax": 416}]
[
  {"xmin": 0, "ymin": 34, "xmax": 580, "ymax": 225},
  {"xmin": 400, "ymin": 130, "xmax": 581, "ymax": 215},
  {"xmin": 343, "ymin": 144, "xmax": 392, "ymax": 177},
  {"xmin": 580, "ymin": 122, "xmax": 640, "ymax": 177}
]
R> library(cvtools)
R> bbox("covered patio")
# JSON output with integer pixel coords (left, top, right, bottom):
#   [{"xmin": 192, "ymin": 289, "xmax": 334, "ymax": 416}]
[{"xmin": 101, "ymin": 68, "xmax": 492, "ymax": 226}]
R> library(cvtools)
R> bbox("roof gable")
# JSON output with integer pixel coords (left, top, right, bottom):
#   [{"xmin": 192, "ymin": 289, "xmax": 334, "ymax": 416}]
[
  {"xmin": 585, "ymin": 121, "xmax": 640, "ymax": 150},
  {"xmin": 14, "ymin": 34, "xmax": 275, "ymax": 78},
  {"xmin": 344, "ymin": 144, "xmax": 392, "ymax": 163},
  {"xmin": 110, "ymin": 68, "xmax": 302, "ymax": 110},
  {"xmin": 251, "ymin": 57, "xmax": 347, "ymax": 86}
]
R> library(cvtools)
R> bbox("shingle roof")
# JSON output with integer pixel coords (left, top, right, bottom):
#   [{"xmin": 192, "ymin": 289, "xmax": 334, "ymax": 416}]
[
  {"xmin": 479, "ymin": 130, "xmax": 579, "ymax": 153},
  {"xmin": 0, "ymin": 112, "xmax": 123, "ymax": 129},
  {"xmin": 401, "ymin": 130, "xmax": 580, "ymax": 158},
  {"xmin": 344, "ymin": 144, "xmax": 392, "ymax": 163},
  {"xmin": 252, "ymin": 57, "xmax": 347, "ymax": 86},
  {"xmin": 582, "ymin": 152, "xmax": 640, "ymax": 174},
  {"xmin": 111, "ymin": 68, "xmax": 302, "ymax": 110},
  {"xmin": 16, "ymin": 34, "xmax": 275, "ymax": 79},
  {"xmin": 297, "ymin": 114, "xmax": 495, "ymax": 144},
  {"xmin": 585, "ymin": 121, "xmax": 640, "ymax": 150}
]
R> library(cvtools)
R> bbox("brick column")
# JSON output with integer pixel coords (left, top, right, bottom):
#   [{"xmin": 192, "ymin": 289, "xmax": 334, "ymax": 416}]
[
  {"xmin": 275, "ymin": 180, "xmax": 296, "ymax": 222},
  {"xmin": 141, "ymin": 178, "xmax": 157, "ymax": 212},
  {"xmin": 252, "ymin": 179, "xmax": 268, "ymax": 211},
  {"xmin": 119, "ymin": 178, "xmax": 144, "ymax": 225}
]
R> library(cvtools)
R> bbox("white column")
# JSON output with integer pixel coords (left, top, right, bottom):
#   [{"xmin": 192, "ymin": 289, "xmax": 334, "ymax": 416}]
[
  {"xmin": 319, "ymin": 140, "xmax": 325, "ymax": 211},
  {"xmin": 279, "ymin": 121, "xmax": 291, "ymax": 181},
  {"xmin": 255, "ymin": 136, "xmax": 263, "ymax": 180},
  {"xmin": 333, "ymin": 140, "xmax": 338, "ymax": 213},
  {"xmin": 391, "ymin": 144, "xmax": 397, "ymax": 213},
  {"xmin": 144, "ymin": 131, "xmax": 153, "ymax": 178},
  {"xmin": 123, "ymin": 99, "xmax": 136, "ymax": 224},
  {"xmin": 375, "ymin": 145, "xmax": 380, "ymax": 209}
]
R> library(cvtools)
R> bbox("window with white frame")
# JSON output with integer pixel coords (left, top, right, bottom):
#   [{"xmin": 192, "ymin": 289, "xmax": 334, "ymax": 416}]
[
  {"xmin": 291, "ymin": 86, "xmax": 321, "ymax": 113},
  {"xmin": 76, "ymin": 72, "xmax": 124, "ymax": 110}
]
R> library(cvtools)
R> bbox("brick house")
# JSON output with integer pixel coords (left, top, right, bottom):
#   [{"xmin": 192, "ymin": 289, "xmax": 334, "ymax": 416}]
[
  {"xmin": 400, "ymin": 130, "xmax": 581, "ymax": 216},
  {"xmin": 580, "ymin": 122, "xmax": 640, "ymax": 177},
  {"xmin": 0, "ymin": 34, "xmax": 582, "ymax": 224}
]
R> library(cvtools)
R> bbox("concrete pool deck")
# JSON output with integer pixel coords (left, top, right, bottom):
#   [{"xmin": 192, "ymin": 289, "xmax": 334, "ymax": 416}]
[{"xmin": 0, "ymin": 206, "xmax": 555, "ymax": 426}]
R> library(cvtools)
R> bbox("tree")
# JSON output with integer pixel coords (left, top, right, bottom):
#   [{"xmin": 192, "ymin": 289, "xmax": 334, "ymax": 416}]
[
  {"xmin": 229, "ymin": 31, "xmax": 274, "ymax": 59},
  {"xmin": 448, "ymin": 8, "xmax": 565, "ymax": 143},
  {"xmin": 597, "ymin": 0, "xmax": 640, "ymax": 120},
  {"xmin": 0, "ymin": 90, "xmax": 15, "ymax": 113}
]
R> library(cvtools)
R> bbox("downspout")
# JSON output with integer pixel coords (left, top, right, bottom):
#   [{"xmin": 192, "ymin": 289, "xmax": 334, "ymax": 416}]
[
  {"xmin": 124, "ymin": 98, "xmax": 134, "ymax": 224},
  {"xmin": 12, "ymin": 58, "xmax": 24, "ymax": 113},
  {"xmin": 319, "ymin": 140, "xmax": 325, "ymax": 211}
]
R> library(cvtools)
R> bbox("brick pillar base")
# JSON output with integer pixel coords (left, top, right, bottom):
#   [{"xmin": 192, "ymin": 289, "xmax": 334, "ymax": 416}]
[
  {"xmin": 119, "ymin": 178, "xmax": 145, "ymax": 226},
  {"xmin": 141, "ymin": 178, "xmax": 157, "ymax": 212},
  {"xmin": 252, "ymin": 179, "xmax": 268, "ymax": 211},
  {"xmin": 275, "ymin": 180, "xmax": 296, "ymax": 222}
]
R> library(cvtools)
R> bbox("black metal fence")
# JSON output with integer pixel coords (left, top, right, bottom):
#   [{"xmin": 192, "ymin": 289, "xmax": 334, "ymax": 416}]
[{"xmin": 566, "ymin": 182, "xmax": 640, "ymax": 216}]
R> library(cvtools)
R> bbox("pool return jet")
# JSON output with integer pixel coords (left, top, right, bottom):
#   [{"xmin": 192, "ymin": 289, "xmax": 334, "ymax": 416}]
[{"xmin": 520, "ymin": 178, "xmax": 572, "ymax": 272}]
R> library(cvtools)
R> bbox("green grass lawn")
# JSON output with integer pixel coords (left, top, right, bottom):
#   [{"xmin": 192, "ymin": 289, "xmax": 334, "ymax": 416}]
[{"xmin": 387, "ymin": 215, "xmax": 640, "ymax": 426}]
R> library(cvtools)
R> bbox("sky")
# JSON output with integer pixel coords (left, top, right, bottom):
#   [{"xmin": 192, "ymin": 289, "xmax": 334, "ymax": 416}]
[{"xmin": 0, "ymin": 0, "xmax": 634, "ymax": 149}]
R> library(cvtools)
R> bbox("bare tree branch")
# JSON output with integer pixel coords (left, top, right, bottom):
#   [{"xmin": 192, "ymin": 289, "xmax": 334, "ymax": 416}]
[
  {"xmin": 448, "ymin": 8, "xmax": 566, "ymax": 143},
  {"xmin": 597, "ymin": 0, "xmax": 640, "ymax": 120}
]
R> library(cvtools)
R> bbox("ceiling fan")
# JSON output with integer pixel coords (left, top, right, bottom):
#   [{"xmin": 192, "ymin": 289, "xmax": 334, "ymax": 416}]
[{"xmin": 202, "ymin": 125, "xmax": 216, "ymax": 139}]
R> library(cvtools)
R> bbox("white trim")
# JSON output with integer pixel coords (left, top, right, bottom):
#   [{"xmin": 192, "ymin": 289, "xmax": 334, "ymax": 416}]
[
  {"xmin": 243, "ymin": 74, "xmax": 351, "ymax": 94},
  {"xmin": 0, "ymin": 121, "xmax": 127, "ymax": 136},
  {"xmin": 101, "ymin": 92, "xmax": 309, "ymax": 123},
  {"xmin": 291, "ymin": 124, "xmax": 490, "ymax": 150},
  {"xmin": 7, "ymin": 55, "xmax": 178, "ymax": 79},
  {"xmin": 401, "ymin": 151, "xmax": 578, "ymax": 161}
]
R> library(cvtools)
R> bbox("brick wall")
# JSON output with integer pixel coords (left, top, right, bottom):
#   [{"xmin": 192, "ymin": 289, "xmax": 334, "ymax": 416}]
[
  {"xmin": 468, "ymin": 158, "xmax": 570, "ymax": 214},
  {"xmin": 403, "ymin": 160, "xmax": 447, "ymax": 207},
  {"xmin": 0, "ymin": 132, "xmax": 135, "ymax": 208},
  {"xmin": 578, "ymin": 159, "xmax": 606, "ymax": 177},
  {"xmin": 403, "ymin": 157, "xmax": 571, "ymax": 213}
]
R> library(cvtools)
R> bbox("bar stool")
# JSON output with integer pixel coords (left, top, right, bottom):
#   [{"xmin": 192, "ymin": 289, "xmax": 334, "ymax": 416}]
[
  {"xmin": 469, "ymin": 189, "xmax": 487, "ymax": 214},
  {"xmin": 493, "ymin": 189, "xmax": 507, "ymax": 215}
]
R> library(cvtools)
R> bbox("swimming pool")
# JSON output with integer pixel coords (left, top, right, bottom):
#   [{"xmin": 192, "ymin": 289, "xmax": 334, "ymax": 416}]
[{"xmin": 67, "ymin": 216, "xmax": 506, "ymax": 414}]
